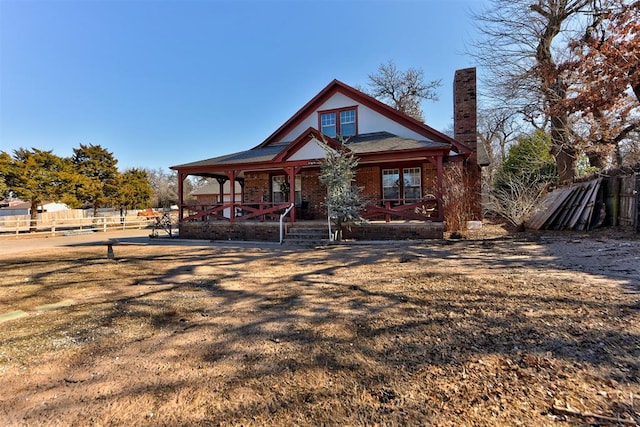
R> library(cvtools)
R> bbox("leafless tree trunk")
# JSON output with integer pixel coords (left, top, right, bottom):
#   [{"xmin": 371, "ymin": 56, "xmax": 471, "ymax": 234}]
[{"xmin": 471, "ymin": 0, "xmax": 592, "ymax": 183}]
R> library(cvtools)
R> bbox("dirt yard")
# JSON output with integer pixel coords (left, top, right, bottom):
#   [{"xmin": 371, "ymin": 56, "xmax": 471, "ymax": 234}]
[{"xmin": 1, "ymin": 225, "xmax": 639, "ymax": 426}]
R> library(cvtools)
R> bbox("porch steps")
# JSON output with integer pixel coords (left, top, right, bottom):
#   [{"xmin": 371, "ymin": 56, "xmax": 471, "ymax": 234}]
[{"xmin": 284, "ymin": 226, "xmax": 329, "ymax": 245}]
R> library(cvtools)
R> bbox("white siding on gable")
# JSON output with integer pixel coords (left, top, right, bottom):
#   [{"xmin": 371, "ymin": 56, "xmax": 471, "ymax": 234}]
[
  {"xmin": 288, "ymin": 138, "xmax": 328, "ymax": 161},
  {"xmin": 357, "ymin": 104, "xmax": 429, "ymax": 141},
  {"xmin": 276, "ymin": 91, "xmax": 434, "ymax": 144}
]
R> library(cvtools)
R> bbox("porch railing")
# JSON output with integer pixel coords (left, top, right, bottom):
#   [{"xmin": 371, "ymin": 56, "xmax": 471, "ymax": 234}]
[
  {"xmin": 361, "ymin": 197, "xmax": 440, "ymax": 222},
  {"xmin": 181, "ymin": 197, "xmax": 440, "ymax": 223},
  {"xmin": 182, "ymin": 202, "xmax": 293, "ymax": 223}
]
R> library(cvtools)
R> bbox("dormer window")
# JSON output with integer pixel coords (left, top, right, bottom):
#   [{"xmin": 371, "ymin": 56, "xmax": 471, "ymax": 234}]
[{"xmin": 318, "ymin": 107, "xmax": 357, "ymax": 138}]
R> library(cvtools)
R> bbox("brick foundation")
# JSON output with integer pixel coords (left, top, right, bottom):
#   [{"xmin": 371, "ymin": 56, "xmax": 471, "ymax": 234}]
[
  {"xmin": 178, "ymin": 221, "xmax": 443, "ymax": 241},
  {"xmin": 342, "ymin": 222, "xmax": 443, "ymax": 240},
  {"xmin": 179, "ymin": 221, "xmax": 282, "ymax": 242}
]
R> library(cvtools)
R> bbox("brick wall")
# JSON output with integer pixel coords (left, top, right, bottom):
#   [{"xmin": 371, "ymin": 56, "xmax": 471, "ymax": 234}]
[
  {"xmin": 299, "ymin": 169, "xmax": 324, "ymax": 219},
  {"xmin": 342, "ymin": 223, "xmax": 443, "ymax": 240},
  {"xmin": 356, "ymin": 166, "xmax": 381, "ymax": 203},
  {"xmin": 240, "ymin": 163, "xmax": 440, "ymax": 220},
  {"xmin": 194, "ymin": 195, "xmax": 217, "ymax": 204},
  {"xmin": 179, "ymin": 221, "xmax": 281, "ymax": 241},
  {"xmin": 422, "ymin": 162, "xmax": 437, "ymax": 197},
  {"xmin": 179, "ymin": 221, "xmax": 443, "ymax": 241},
  {"xmin": 244, "ymin": 172, "xmax": 270, "ymax": 203}
]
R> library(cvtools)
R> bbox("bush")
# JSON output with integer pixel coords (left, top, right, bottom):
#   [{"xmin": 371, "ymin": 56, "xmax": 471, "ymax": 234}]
[{"xmin": 488, "ymin": 130, "xmax": 557, "ymax": 228}]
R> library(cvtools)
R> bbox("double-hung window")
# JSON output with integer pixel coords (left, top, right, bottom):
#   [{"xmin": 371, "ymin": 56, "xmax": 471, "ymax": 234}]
[
  {"xmin": 382, "ymin": 167, "xmax": 422, "ymax": 204},
  {"xmin": 272, "ymin": 175, "xmax": 301, "ymax": 205},
  {"xmin": 403, "ymin": 167, "xmax": 422, "ymax": 202},
  {"xmin": 382, "ymin": 169, "xmax": 400, "ymax": 201},
  {"xmin": 320, "ymin": 113, "xmax": 337, "ymax": 137},
  {"xmin": 318, "ymin": 107, "xmax": 357, "ymax": 138}
]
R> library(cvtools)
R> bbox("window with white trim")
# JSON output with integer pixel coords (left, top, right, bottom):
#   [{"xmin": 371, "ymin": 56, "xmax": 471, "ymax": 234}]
[
  {"xmin": 318, "ymin": 107, "xmax": 357, "ymax": 138},
  {"xmin": 382, "ymin": 167, "xmax": 422, "ymax": 203},
  {"xmin": 272, "ymin": 175, "xmax": 302, "ymax": 204},
  {"xmin": 382, "ymin": 169, "xmax": 400, "ymax": 201},
  {"xmin": 403, "ymin": 167, "xmax": 422, "ymax": 202}
]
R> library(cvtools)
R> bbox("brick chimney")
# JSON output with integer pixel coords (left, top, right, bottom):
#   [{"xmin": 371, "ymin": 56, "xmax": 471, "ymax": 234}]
[
  {"xmin": 453, "ymin": 67, "xmax": 482, "ymax": 219},
  {"xmin": 453, "ymin": 67, "xmax": 477, "ymax": 153}
]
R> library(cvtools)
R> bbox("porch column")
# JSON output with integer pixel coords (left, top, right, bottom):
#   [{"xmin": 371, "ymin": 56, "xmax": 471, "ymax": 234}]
[
  {"xmin": 216, "ymin": 177, "xmax": 227, "ymax": 204},
  {"xmin": 226, "ymin": 170, "xmax": 239, "ymax": 222},
  {"xmin": 239, "ymin": 179, "xmax": 245, "ymax": 205},
  {"xmin": 286, "ymin": 166, "xmax": 296, "ymax": 222},
  {"xmin": 177, "ymin": 172, "xmax": 185, "ymax": 222},
  {"xmin": 436, "ymin": 156, "xmax": 444, "ymax": 221}
]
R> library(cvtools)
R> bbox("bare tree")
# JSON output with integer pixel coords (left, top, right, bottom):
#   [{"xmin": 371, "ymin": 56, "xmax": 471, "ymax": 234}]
[
  {"xmin": 471, "ymin": 0, "xmax": 592, "ymax": 182},
  {"xmin": 144, "ymin": 168, "xmax": 194, "ymax": 208},
  {"xmin": 477, "ymin": 107, "xmax": 522, "ymax": 183},
  {"xmin": 486, "ymin": 169, "xmax": 551, "ymax": 229},
  {"xmin": 442, "ymin": 163, "xmax": 478, "ymax": 238},
  {"xmin": 367, "ymin": 60, "xmax": 441, "ymax": 122}
]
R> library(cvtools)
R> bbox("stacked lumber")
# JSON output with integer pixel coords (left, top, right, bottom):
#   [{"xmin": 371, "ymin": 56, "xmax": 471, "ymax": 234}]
[{"xmin": 526, "ymin": 178, "xmax": 604, "ymax": 231}]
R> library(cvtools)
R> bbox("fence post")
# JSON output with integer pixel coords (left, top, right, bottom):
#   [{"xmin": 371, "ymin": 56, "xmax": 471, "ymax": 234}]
[
  {"xmin": 103, "ymin": 217, "xmax": 107, "ymax": 233},
  {"xmin": 16, "ymin": 218, "xmax": 20, "ymax": 236},
  {"xmin": 51, "ymin": 220, "xmax": 56, "ymax": 237}
]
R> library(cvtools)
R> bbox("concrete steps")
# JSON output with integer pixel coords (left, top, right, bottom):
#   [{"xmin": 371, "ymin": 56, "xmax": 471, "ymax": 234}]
[{"xmin": 284, "ymin": 226, "xmax": 329, "ymax": 245}]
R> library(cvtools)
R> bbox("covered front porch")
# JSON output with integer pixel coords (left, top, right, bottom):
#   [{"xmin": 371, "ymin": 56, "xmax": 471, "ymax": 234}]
[{"xmin": 172, "ymin": 129, "xmax": 450, "ymax": 234}]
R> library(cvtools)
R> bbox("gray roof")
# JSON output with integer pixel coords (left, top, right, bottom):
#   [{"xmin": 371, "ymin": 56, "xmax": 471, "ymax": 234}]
[
  {"xmin": 173, "ymin": 143, "xmax": 287, "ymax": 168},
  {"xmin": 346, "ymin": 132, "xmax": 449, "ymax": 154},
  {"xmin": 172, "ymin": 132, "xmax": 449, "ymax": 169}
]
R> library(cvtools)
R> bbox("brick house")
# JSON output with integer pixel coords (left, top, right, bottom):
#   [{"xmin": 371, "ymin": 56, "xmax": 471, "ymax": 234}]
[{"xmin": 171, "ymin": 68, "xmax": 479, "ymax": 237}]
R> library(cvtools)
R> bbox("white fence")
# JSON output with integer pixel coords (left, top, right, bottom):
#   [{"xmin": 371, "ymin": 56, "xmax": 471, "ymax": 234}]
[{"xmin": 0, "ymin": 214, "xmax": 161, "ymax": 237}]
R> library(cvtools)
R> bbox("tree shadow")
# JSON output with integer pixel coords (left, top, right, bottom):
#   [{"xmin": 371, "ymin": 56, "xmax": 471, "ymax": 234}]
[{"xmin": 1, "ymin": 239, "xmax": 638, "ymax": 424}]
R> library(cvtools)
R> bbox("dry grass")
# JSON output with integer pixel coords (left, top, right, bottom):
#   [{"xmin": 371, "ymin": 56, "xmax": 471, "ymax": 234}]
[{"xmin": 0, "ymin": 236, "xmax": 638, "ymax": 426}]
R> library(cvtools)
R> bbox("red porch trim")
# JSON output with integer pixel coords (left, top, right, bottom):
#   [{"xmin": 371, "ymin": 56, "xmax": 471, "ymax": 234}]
[
  {"xmin": 273, "ymin": 128, "xmax": 342, "ymax": 162},
  {"xmin": 182, "ymin": 202, "xmax": 292, "ymax": 223},
  {"xmin": 178, "ymin": 172, "xmax": 186, "ymax": 222},
  {"xmin": 226, "ymin": 170, "xmax": 239, "ymax": 222},
  {"xmin": 361, "ymin": 198, "xmax": 439, "ymax": 222}
]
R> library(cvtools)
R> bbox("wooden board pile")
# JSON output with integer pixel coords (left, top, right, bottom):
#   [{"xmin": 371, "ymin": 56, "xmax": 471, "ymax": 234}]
[{"xmin": 526, "ymin": 178, "xmax": 604, "ymax": 230}]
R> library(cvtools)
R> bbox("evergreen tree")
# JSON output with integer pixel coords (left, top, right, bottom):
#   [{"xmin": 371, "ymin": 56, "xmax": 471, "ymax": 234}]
[
  {"xmin": 0, "ymin": 151, "xmax": 12, "ymax": 199},
  {"xmin": 318, "ymin": 139, "xmax": 365, "ymax": 241},
  {"xmin": 72, "ymin": 144, "xmax": 119, "ymax": 216},
  {"xmin": 117, "ymin": 168, "xmax": 153, "ymax": 211},
  {"xmin": 5, "ymin": 148, "xmax": 76, "ymax": 231},
  {"xmin": 493, "ymin": 130, "xmax": 557, "ymax": 191}
]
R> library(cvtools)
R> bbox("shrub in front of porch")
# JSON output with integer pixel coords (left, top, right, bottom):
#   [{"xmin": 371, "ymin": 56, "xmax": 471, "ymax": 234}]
[{"xmin": 319, "ymin": 139, "xmax": 367, "ymax": 241}]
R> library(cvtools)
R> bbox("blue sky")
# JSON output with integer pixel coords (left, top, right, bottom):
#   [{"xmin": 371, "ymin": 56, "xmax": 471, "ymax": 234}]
[{"xmin": 1, "ymin": 0, "xmax": 487, "ymax": 171}]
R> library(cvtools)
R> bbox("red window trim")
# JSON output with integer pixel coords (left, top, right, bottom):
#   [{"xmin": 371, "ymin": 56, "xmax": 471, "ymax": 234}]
[{"xmin": 317, "ymin": 105, "xmax": 358, "ymax": 138}]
